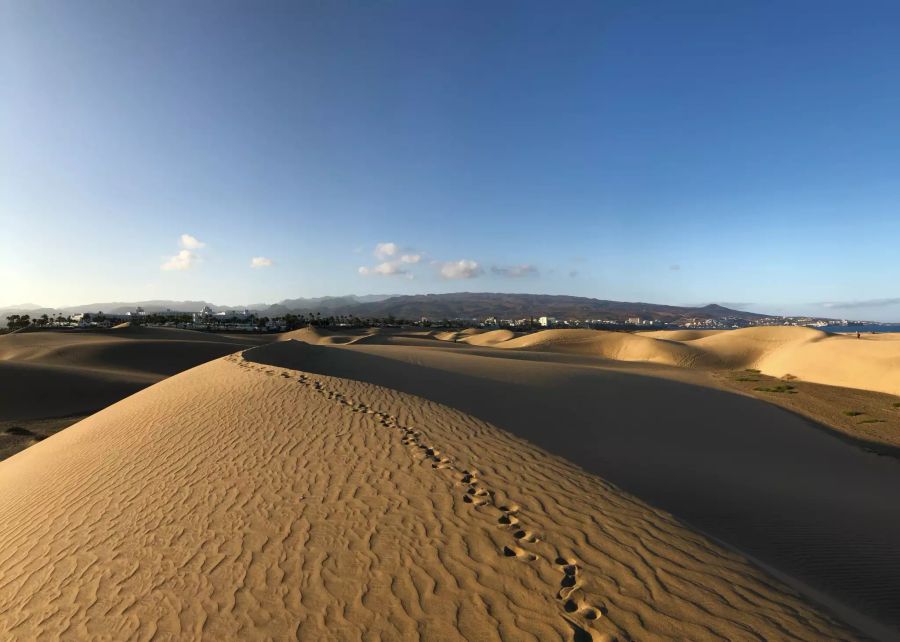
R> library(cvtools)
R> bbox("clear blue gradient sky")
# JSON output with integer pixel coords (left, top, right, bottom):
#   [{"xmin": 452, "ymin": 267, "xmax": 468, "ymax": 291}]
[{"xmin": 2, "ymin": 1, "xmax": 899, "ymax": 319}]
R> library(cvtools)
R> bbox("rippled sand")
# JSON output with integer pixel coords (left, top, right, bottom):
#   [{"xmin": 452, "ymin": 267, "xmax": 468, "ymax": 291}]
[{"xmin": 0, "ymin": 348, "xmax": 860, "ymax": 640}]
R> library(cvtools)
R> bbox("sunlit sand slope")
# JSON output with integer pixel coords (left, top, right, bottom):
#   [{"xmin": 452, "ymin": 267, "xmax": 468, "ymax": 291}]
[
  {"xmin": 457, "ymin": 329, "xmax": 519, "ymax": 346},
  {"xmin": 489, "ymin": 327, "xmax": 900, "ymax": 396},
  {"xmin": 498, "ymin": 329, "xmax": 708, "ymax": 367},
  {"xmin": 639, "ymin": 329, "xmax": 726, "ymax": 341},
  {"xmin": 0, "ymin": 327, "xmax": 265, "ymax": 421},
  {"xmin": 0, "ymin": 347, "xmax": 857, "ymax": 640}
]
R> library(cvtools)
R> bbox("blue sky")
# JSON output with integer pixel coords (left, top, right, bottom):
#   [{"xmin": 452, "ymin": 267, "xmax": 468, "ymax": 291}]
[{"xmin": 2, "ymin": 0, "xmax": 899, "ymax": 319}]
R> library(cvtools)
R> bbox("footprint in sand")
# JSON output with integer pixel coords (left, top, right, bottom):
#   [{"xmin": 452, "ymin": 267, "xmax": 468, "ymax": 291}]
[
  {"xmin": 513, "ymin": 529, "xmax": 539, "ymax": 543},
  {"xmin": 432, "ymin": 457, "xmax": 453, "ymax": 469},
  {"xmin": 463, "ymin": 493, "xmax": 490, "ymax": 507},
  {"xmin": 555, "ymin": 559, "xmax": 581, "ymax": 598},
  {"xmin": 554, "ymin": 559, "xmax": 611, "ymax": 639},
  {"xmin": 502, "ymin": 544, "xmax": 538, "ymax": 562},
  {"xmin": 466, "ymin": 485, "xmax": 490, "ymax": 499},
  {"xmin": 282, "ymin": 371, "xmax": 620, "ymax": 642},
  {"xmin": 565, "ymin": 601, "xmax": 609, "ymax": 631}
]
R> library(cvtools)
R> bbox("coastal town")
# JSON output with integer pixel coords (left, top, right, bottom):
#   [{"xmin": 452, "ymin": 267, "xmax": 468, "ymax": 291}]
[{"xmin": 3, "ymin": 304, "xmax": 883, "ymax": 334}]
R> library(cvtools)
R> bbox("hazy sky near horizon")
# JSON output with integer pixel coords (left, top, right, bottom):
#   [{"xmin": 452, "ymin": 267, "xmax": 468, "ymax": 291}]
[{"xmin": 2, "ymin": 1, "xmax": 900, "ymax": 319}]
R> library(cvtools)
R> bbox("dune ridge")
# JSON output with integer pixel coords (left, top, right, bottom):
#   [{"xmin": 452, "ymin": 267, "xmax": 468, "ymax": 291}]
[
  {"xmin": 282, "ymin": 325, "xmax": 900, "ymax": 395},
  {"xmin": 0, "ymin": 345, "xmax": 860, "ymax": 640},
  {"xmin": 0, "ymin": 327, "xmax": 265, "ymax": 421},
  {"xmin": 438, "ymin": 326, "xmax": 900, "ymax": 396},
  {"xmin": 456, "ymin": 329, "xmax": 519, "ymax": 346},
  {"xmin": 0, "ymin": 327, "xmax": 272, "ymax": 461}
]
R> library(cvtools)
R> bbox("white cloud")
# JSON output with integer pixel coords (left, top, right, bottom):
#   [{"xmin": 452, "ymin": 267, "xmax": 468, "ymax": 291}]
[
  {"xmin": 491, "ymin": 264, "xmax": 538, "ymax": 278},
  {"xmin": 161, "ymin": 233, "xmax": 206, "ymax": 271},
  {"xmin": 161, "ymin": 249, "xmax": 198, "ymax": 271},
  {"xmin": 358, "ymin": 261, "xmax": 408, "ymax": 277},
  {"xmin": 250, "ymin": 256, "xmax": 273, "ymax": 268},
  {"xmin": 438, "ymin": 259, "xmax": 483, "ymax": 280},
  {"xmin": 180, "ymin": 233, "xmax": 206, "ymax": 250},
  {"xmin": 359, "ymin": 242, "xmax": 422, "ymax": 277},
  {"xmin": 374, "ymin": 242, "xmax": 398, "ymax": 260}
]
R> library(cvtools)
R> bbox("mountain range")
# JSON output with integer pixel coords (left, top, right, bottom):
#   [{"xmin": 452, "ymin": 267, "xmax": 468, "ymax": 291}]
[{"xmin": 1, "ymin": 293, "xmax": 773, "ymax": 324}]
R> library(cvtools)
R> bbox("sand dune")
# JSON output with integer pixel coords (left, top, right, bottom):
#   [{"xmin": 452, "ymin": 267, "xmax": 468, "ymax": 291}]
[
  {"xmin": 0, "ymin": 347, "xmax": 861, "ymax": 640},
  {"xmin": 459, "ymin": 326, "xmax": 900, "ymax": 396},
  {"xmin": 496, "ymin": 329, "xmax": 708, "ymax": 368},
  {"xmin": 640, "ymin": 329, "xmax": 726, "ymax": 341},
  {"xmin": 457, "ymin": 329, "xmax": 519, "ymax": 346},
  {"xmin": 0, "ymin": 360, "xmax": 155, "ymax": 421},
  {"xmin": 273, "ymin": 325, "xmax": 900, "ymax": 396},
  {"xmin": 249, "ymin": 338, "xmax": 900, "ymax": 636},
  {"xmin": 282, "ymin": 327, "xmax": 365, "ymax": 345},
  {"xmin": 682, "ymin": 327, "xmax": 900, "ymax": 395},
  {"xmin": 282, "ymin": 326, "xmax": 483, "ymax": 350},
  {"xmin": 2, "ymin": 325, "xmax": 898, "ymax": 638},
  {"xmin": 0, "ymin": 328, "xmax": 270, "ymax": 459}
]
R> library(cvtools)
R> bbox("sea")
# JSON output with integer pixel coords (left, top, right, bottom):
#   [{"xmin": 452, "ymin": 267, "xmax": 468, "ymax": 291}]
[{"xmin": 819, "ymin": 324, "xmax": 900, "ymax": 334}]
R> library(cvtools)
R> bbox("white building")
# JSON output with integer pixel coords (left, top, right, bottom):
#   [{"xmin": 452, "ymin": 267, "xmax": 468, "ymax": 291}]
[
  {"xmin": 192, "ymin": 305, "xmax": 214, "ymax": 324},
  {"xmin": 538, "ymin": 316, "xmax": 556, "ymax": 327}
]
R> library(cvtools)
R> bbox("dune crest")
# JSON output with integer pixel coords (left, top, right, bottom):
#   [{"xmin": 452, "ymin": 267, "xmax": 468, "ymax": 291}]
[
  {"xmin": 0, "ymin": 346, "xmax": 858, "ymax": 640},
  {"xmin": 0, "ymin": 327, "xmax": 265, "ymax": 424},
  {"xmin": 457, "ymin": 329, "xmax": 519, "ymax": 346},
  {"xmin": 473, "ymin": 326, "xmax": 900, "ymax": 396},
  {"xmin": 496, "ymin": 329, "xmax": 707, "ymax": 368},
  {"xmin": 275, "ymin": 325, "xmax": 900, "ymax": 395}
]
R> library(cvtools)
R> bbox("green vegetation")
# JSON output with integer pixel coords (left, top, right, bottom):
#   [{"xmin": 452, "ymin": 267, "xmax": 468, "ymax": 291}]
[
  {"xmin": 843, "ymin": 410, "xmax": 865, "ymax": 417},
  {"xmin": 744, "ymin": 368, "xmax": 761, "ymax": 373},
  {"xmin": 735, "ymin": 377, "xmax": 759, "ymax": 382},
  {"xmin": 754, "ymin": 384, "xmax": 797, "ymax": 394},
  {"xmin": 5, "ymin": 314, "xmax": 32, "ymax": 330},
  {"xmin": 892, "ymin": 402, "xmax": 900, "ymax": 408}
]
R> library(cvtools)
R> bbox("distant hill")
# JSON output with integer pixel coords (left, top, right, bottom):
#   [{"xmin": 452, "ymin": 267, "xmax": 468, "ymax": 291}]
[
  {"xmin": 262, "ymin": 295, "xmax": 393, "ymax": 316},
  {"xmin": 0, "ymin": 295, "xmax": 394, "ymax": 321},
  {"xmin": 67, "ymin": 300, "xmax": 223, "ymax": 315},
  {"xmin": 333, "ymin": 293, "xmax": 769, "ymax": 323},
  {"xmin": 3, "ymin": 292, "xmax": 775, "ymax": 324},
  {"xmin": 1, "ymin": 293, "xmax": 769, "ymax": 323}
]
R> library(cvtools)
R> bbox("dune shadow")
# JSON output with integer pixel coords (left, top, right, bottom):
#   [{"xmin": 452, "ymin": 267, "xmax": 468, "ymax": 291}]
[{"xmin": 244, "ymin": 339, "xmax": 900, "ymax": 633}]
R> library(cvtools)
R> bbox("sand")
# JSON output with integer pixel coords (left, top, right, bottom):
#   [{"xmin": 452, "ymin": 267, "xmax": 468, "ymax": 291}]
[
  {"xmin": 252, "ymin": 332, "xmax": 900, "ymax": 637},
  {"xmin": 0, "ymin": 348, "xmax": 861, "ymax": 640},
  {"xmin": 2, "ymin": 325, "xmax": 899, "ymax": 639},
  {"xmin": 656, "ymin": 327, "xmax": 900, "ymax": 395},
  {"xmin": 714, "ymin": 370, "xmax": 900, "ymax": 455},
  {"xmin": 456, "ymin": 329, "xmax": 520, "ymax": 346},
  {"xmin": 434, "ymin": 326, "xmax": 900, "ymax": 397},
  {"xmin": 0, "ymin": 327, "xmax": 270, "ymax": 460},
  {"xmin": 272, "ymin": 326, "xmax": 900, "ymax": 453}
]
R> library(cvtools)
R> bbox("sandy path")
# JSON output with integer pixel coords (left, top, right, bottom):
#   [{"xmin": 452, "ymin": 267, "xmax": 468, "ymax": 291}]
[
  {"xmin": 0, "ymin": 352, "xmax": 858, "ymax": 640},
  {"xmin": 245, "ymin": 340, "xmax": 900, "ymax": 639}
]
